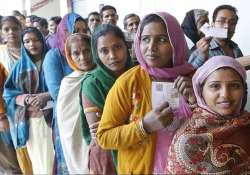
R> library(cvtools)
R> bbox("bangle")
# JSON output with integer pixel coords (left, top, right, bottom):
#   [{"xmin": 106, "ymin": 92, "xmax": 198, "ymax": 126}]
[
  {"xmin": 24, "ymin": 95, "xmax": 31, "ymax": 105},
  {"xmin": 138, "ymin": 119, "xmax": 148, "ymax": 137}
]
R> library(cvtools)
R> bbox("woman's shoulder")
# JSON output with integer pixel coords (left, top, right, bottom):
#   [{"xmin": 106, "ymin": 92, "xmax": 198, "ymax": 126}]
[
  {"xmin": 44, "ymin": 48, "xmax": 61, "ymax": 60},
  {"xmin": 61, "ymin": 71, "xmax": 85, "ymax": 84},
  {"xmin": 117, "ymin": 65, "xmax": 147, "ymax": 83},
  {"xmin": 81, "ymin": 71, "xmax": 99, "ymax": 89},
  {"xmin": 43, "ymin": 48, "xmax": 64, "ymax": 67}
]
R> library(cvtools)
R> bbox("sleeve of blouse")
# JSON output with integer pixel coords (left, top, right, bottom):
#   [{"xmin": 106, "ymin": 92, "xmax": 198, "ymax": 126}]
[
  {"xmin": 43, "ymin": 49, "xmax": 64, "ymax": 101},
  {"xmin": 96, "ymin": 78, "xmax": 147, "ymax": 150}
]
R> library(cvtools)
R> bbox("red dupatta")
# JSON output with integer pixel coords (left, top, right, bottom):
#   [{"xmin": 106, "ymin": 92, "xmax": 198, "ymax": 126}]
[{"xmin": 166, "ymin": 107, "xmax": 250, "ymax": 174}]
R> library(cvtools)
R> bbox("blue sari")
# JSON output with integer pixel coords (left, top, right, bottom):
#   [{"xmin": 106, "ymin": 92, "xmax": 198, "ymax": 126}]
[
  {"xmin": 3, "ymin": 30, "xmax": 48, "ymax": 148},
  {"xmin": 43, "ymin": 12, "xmax": 82, "ymax": 174}
]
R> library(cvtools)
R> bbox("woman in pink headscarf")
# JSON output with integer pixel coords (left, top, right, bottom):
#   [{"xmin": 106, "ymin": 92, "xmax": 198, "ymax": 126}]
[
  {"xmin": 96, "ymin": 12, "xmax": 195, "ymax": 174},
  {"xmin": 166, "ymin": 56, "xmax": 250, "ymax": 174}
]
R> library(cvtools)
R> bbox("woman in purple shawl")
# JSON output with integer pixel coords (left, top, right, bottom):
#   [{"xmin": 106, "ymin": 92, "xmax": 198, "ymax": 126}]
[
  {"xmin": 42, "ymin": 12, "xmax": 88, "ymax": 174},
  {"xmin": 96, "ymin": 12, "xmax": 195, "ymax": 174}
]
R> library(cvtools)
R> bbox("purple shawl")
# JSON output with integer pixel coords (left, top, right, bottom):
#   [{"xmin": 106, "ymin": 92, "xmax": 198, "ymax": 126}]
[{"xmin": 49, "ymin": 12, "xmax": 81, "ymax": 55}]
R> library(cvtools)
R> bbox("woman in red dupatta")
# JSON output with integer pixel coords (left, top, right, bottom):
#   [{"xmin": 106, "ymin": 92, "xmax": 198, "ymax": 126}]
[{"xmin": 166, "ymin": 55, "xmax": 250, "ymax": 174}]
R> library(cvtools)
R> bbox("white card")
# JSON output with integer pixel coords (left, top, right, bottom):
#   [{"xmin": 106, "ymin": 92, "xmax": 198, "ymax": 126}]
[
  {"xmin": 42, "ymin": 100, "xmax": 54, "ymax": 110},
  {"xmin": 152, "ymin": 82, "xmax": 179, "ymax": 109},
  {"xmin": 200, "ymin": 23, "xmax": 227, "ymax": 38}
]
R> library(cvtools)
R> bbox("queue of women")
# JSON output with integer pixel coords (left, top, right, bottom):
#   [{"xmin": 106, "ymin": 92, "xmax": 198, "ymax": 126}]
[{"xmin": 0, "ymin": 9, "xmax": 250, "ymax": 175}]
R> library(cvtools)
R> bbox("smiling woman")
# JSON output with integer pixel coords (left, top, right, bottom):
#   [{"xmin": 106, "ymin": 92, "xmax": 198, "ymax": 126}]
[{"xmin": 166, "ymin": 56, "xmax": 250, "ymax": 174}]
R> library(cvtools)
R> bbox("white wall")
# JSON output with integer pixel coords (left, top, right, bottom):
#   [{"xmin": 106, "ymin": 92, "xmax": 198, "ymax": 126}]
[
  {"xmin": 1, "ymin": 0, "xmax": 249, "ymax": 54},
  {"xmin": 30, "ymin": 0, "xmax": 61, "ymax": 19},
  {"xmin": 73, "ymin": 0, "xmax": 250, "ymax": 55},
  {"xmin": 0, "ymin": 0, "xmax": 23, "ymax": 15}
]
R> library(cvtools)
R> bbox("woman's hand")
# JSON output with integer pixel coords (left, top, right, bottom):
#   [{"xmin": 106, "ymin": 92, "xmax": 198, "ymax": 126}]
[
  {"xmin": 0, "ymin": 113, "xmax": 9, "ymax": 132},
  {"xmin": 27, "ymin": 93, "xmax": 50, "ymax": 109},
  {"xmin": 174, "ymin": 76, "xmax": 196, "ymax": 105},
  {"xmin": 89, "ymin": 121, "xmax": 100, "ymax": 139},
  {"xmin": 142, "ymin": 101, "xmax": 173, "ymax": 134}
]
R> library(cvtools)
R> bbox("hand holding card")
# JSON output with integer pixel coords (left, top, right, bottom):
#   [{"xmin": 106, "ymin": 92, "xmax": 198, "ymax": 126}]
[
  {"xmin": 200, "ymin": 23, "xmax": 227, "ymax": 38},
  {"xmin": 152, "ymin": 82, "xmax": 179, "ymax": 109}
]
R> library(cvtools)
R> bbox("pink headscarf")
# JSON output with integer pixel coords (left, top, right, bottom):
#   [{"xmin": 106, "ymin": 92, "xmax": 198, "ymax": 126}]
[
  {"xmin": 134, "ymin": 12, "xmax": 194, "ymax": 80},
  {"xmin": 135, "ymin": 12, "xmax": 195, "ymax": 173},
  {"xmin": 192, "ymin": 55, "xmax": 246, "ymax": 115}
]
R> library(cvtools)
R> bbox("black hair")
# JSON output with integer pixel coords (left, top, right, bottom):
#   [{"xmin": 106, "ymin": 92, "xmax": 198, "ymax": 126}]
[
  {"xmin": 75, "ymin": 16, "xmax": 87, "ymax": 25},
  {"xmin": 21, "ymin": 27, "xmax": 47, "ymax": 57},
  {"xmin": 91, "ymin": 24, "xmax": 132, "ymax": 74},
  {"xmin": 12, "ymin": 10, "xmax": 25, "ymax": 19},
  {"xmin": 212, "ymin": 4, "xmax": 238, "ymax": 22},
  {"xmin": 27, "ymin": 15, "xmax": 38, "ymax": 23},
  {"xmin": 34, "ymin": 18, "xmax": 48, "ymax": 28},
  {"xmin": 92, "ymin": 24, "xmax": 126, "ymax": 49},
  {"xmin": 123, "ymin": 13, "xmax": 140, "ymax": 29},
  {"xmin": 0, "ymin": 16, "xmax": 22, "ymax": 29},
  {"xmin": 100, "ymin": 5, "xmax": 117, "ymax": 17},
  {"xmin": 88, "ymin": 12, "xmax": 100, "ymax": 19},
  {"xmin": 140, "ymin": 14, "xmax": 166, "ymax": 35},
  {"xmin": 49, "ymin": 16, "xmax": 62, "ymax": 25}
]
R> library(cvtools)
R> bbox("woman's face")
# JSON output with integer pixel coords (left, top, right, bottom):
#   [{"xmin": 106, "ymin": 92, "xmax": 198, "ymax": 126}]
[
  {"xmin": 48, "ymin": 20, "xmax": 57, "ymax": 34},
  {"xmin": 74, "ymin": 20, "xmax": 88, "ymax": 34},
  {"xmin": 25, "ymin": 17, "xmax": 33, "ymax": 27},
  {"xmin": 70, "ymin": 39, "xmax": 94, "ymax": 71},
  {"xmin": 97, "ymin": 32, "xmax": 128, "ymax": 76},
  {"xmin": 140, "ymin": 21, "xmax": 173, "ymax": 68},
  {"xmin": 1, "ymin": 21, "xmax": 21, "ymax": 44},
  {"xmin": 23, "ymin": 32, "xmax": 43, "ymax": 60},
  {"xmin": 202, "ymin": 68, "xmax": 244, "ymax": 116}
]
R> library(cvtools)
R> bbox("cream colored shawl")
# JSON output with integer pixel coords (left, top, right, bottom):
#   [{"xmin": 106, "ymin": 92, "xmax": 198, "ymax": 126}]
[
  {"xmin": 57, "ymin": 71, "xmax": 89, "ymax": 174},
  {"xmin": 0, "ymin": 45, "xmax": 18, "ymax": 73}
]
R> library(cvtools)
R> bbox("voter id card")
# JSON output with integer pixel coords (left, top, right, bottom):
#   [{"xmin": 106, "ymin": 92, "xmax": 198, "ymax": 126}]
[{"xmin": 152, "ymin": 82, "xmax": 179, "ymax": 109}]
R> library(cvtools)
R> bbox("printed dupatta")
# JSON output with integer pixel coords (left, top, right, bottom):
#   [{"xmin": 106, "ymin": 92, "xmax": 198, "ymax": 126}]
[{"xmin": 166, "ymin": 107, "xmax": 250, "ymax": 174}]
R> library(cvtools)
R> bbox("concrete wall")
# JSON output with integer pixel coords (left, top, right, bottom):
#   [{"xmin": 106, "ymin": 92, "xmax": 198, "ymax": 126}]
[{"xmin": 29, "ymin": 0, "xmax": 61, "ymax": 19}]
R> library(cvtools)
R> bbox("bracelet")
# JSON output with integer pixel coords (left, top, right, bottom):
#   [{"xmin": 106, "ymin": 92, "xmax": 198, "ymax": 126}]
[
  {"xmin": 138, "ymin": 119, "xmax": 148, "ymax": 137},
  {"xmin": 24, "ymin": 95, "xmax": 31, "ymax": 105}
]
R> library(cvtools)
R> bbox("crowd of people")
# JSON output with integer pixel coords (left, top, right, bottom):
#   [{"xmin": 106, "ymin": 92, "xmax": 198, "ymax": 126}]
[{"xmin": 0, "ymin": 3, "xmax": 250, "ymax": 175}]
